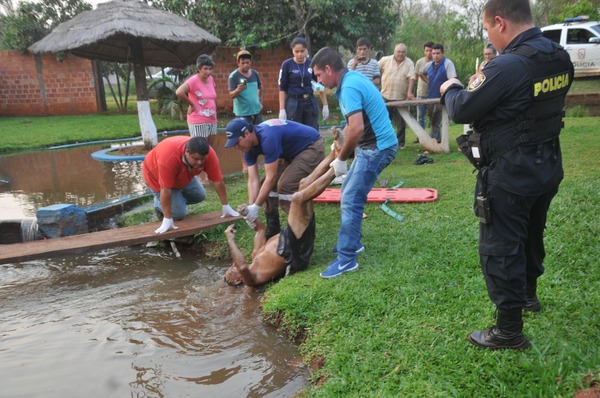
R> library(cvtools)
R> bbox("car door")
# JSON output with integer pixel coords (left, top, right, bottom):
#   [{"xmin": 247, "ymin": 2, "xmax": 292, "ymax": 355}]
[{"xmin": 564, "ymin": 25, "xmax": 600, "ymax": 77}]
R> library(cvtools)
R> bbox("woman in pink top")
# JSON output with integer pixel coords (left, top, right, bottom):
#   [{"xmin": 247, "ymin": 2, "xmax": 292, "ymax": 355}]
[{"xmin": 176, "ymin": 54, "xmax": 218, "ymax": 146}]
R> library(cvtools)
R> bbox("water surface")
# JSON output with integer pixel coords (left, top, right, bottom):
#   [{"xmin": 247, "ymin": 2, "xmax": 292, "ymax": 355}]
[{"xmin": 0, "ymin": 246, "xmax": 306, "ymax": 397}]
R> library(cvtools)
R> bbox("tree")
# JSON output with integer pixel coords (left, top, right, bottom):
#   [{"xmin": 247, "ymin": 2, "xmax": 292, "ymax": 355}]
[
  {"xmin": 0, "ymin": 0, "xmax": 91, "ymax": 53},
  {"xmin": 148, "ymin": 0, "xmax": 396, "ymax": 55}
]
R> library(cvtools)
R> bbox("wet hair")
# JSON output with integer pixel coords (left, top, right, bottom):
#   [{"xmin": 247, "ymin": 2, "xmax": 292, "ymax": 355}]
[
  {"xmin": 424, "ymin": 41, "xmax": 434, "ymax": 48},
  {"xmin": 196, "ymin": 54, "xmax": 215, "ymax": 69},
  {"xmin": 224, "ymin": 266, "xmax": 244, "ymax": 286},
  {"xmin": 432, "ymin": 43, "xmax": 444, "ymax": 53},
  {"xmin": 356, "ymin": 37, "xmax": 372, "ymax": 48},
  {"xmin": 483, "ymin": 0, "xmax": 532, "ymax": 25},
  {"xmin": 186, "ymin": 136, "xmax": 210, "ymax": 155},
  {"xmin": 290, "ymin": 34, "xmax": 308, "ymax": 49},
  {"xmin": 311, "ymin": 47, "xmax": 345, "ymax": 72}
]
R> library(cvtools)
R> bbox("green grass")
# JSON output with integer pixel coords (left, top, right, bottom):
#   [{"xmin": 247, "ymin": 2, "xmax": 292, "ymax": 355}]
[
  {"xmin": 568, "ymin": 77, "xmax": 600, "ymax": 95},
  {"xmin": 255, "ymin": 118, "xmax": 598, "ymax": 397},
  {"xmin": 1, "ymin": 112, "xmax": 598, "ymax": 396},
  {"xmin": 0, "ymin": 113, "xmax": 187, "ymax": 153}
]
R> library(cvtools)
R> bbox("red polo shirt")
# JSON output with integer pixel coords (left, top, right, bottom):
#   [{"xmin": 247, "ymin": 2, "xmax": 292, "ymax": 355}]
[{"xmin": 142, "ymin": 136, "xmax": 223, "ymax": 192}]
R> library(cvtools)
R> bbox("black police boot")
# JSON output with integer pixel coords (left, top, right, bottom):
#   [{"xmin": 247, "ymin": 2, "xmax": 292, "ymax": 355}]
[
  {"xmin": 524, "ymin": 279, "xmax": 542, "ymax": 312},
  {"xmin": 468, "ymin": 309, "xmax": 531, "ymax": 350},
  {"xmin": 264, "ymin": 210, "xmax": 281, "ymax": 241}
]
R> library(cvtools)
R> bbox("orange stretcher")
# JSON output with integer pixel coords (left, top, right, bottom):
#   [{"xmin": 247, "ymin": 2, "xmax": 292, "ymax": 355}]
[{"xmin": 313, "ymin": 188, "xmax": 438, "ymax": 203}]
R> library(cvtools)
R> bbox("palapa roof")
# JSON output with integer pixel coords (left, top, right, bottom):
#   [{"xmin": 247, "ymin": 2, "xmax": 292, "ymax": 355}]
[{"xmin": 28, "ymin": 0, "xmax": 221, "ymax": 68}]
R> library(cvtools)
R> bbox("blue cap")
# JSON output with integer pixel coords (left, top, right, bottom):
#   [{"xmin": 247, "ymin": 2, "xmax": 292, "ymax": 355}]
[{"xmin": 224, "ymin": 118, "xmax": 249, "ymax": 148}]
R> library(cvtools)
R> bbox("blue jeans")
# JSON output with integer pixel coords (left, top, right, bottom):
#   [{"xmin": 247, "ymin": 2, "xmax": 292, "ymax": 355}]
[
  {"xmin": 335, "ymin": 144, "xmax": 398, "ymax": 264},
  {"xmin": 417, "ymin": 95, "xmax": 427, "ymax": 129},
  {"xmin": 151, "ymin": 176, "xmax": 206, "ymax": 220}
]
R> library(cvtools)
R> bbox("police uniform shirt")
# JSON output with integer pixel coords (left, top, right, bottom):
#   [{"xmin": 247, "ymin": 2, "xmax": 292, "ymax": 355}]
[{"xmin": 442, "ymin": 27, "xmax": 573, "ymax": 195}]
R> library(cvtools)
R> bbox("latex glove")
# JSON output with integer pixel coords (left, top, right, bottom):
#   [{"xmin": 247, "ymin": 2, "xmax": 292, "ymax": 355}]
[
  {"xmin": 221, "ymin": 204, "xmax": 240, "ymax": 218},
  {"xmin": 245, "ymin": 203, "xmax": 261, "ymax": 224},
  {"xmin": 330, "ymin": 158, "xmax": 347, "ymax": 177},
  {"xmin": 279, "ymin": 109, "xmax": 287, "ymax": 120},
  {"xmin": 154, "ymin": 217, "xmax": 177, "ymax": 234},
  {"xmin": 322, "ymin": 105, "xmax": 330, "ymax": 121}
]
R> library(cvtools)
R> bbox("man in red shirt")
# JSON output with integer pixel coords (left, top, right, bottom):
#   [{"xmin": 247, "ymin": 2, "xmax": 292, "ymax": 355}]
[{"xmin": 142, "ymin": 136, "xmax": 239, "ymax": 234}]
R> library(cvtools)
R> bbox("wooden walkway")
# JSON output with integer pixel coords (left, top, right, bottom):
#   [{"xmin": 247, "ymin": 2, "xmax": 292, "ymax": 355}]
[{"xmin": 0, "ymin": 211, "xmax": 242, "ymax": 265}]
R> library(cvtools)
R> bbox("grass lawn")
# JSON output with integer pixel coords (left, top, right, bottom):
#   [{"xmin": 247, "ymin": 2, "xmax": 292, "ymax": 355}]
[
  {"xmin": 1, "ymin": 110, "xmax": 597, "ymax": 396},
  {"xmin": 569, "ymin": 77, "xmax": 600, "ymax": 95},
  {"xmin": 256, "ymin": 118, "xmax": 599, "ymax": 397},
  {"xmin": 0, "ymin": 113, "xmax": 187, "ymax": 153}
]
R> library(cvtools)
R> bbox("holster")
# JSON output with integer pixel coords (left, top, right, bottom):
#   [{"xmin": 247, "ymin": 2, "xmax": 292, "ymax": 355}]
[{"xmin": 456, "ymin": 130, "xmax": 485, "ymax": 169}]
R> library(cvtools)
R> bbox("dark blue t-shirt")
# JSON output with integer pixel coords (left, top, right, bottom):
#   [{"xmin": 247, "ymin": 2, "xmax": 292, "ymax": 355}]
[{"xmin": 243, "ymin": 119, "xmax": 319, "ymax": 166}]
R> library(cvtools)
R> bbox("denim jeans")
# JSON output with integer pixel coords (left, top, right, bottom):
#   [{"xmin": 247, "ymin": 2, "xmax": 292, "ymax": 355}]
[
  {"xmin": 430, "ymin": 104, "xmax": 442, "ymax": 142},
  {"xmin": 417, "ymin": 95, "xmax": 427, "ymax": 129},
  {"xmin": 152, "ymin": 176, "xmax": 206, "ymax": 220},
  {"xmin": 335, "ymin": 144, "xmax": 398, "ymax": 264}
]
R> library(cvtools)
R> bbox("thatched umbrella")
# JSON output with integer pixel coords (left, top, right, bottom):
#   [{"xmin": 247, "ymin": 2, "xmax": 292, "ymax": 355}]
[{"xmin": 29, "ymin": 0, "xmax": 220, "ymax": 148}]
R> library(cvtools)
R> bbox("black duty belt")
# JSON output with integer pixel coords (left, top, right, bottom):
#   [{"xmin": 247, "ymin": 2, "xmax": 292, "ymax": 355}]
[{"xmin": 290, "ymin": 93, "xmax": 313, "ymax": 100}]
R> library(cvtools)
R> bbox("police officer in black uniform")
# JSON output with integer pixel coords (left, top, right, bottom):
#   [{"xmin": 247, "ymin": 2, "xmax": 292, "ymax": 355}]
[{"xmin": 440, "ymin": 0, "xmax": 573, "ymax": 350}]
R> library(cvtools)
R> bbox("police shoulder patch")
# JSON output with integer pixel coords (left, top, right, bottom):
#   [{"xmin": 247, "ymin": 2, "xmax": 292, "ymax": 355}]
[{"xmin": 467, "ymin": 73, "xmax": 486, "ymax": 91}]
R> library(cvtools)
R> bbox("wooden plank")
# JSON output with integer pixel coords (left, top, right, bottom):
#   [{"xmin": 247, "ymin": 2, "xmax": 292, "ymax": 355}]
[
  {"xmin": 387, "ymin": 99, "xmax": 451, "ymax": 153},
  {"xmin": 0, "ymin": 211, "xmax": 242, "ymax": 265}
]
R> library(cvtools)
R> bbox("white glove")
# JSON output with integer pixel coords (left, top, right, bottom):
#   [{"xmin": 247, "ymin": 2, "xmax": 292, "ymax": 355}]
[
  {"xmin": 279, "ymin": 109, "xmax": 287, "ymax": 120},
  {"xmin": 245, "ymin": 203, "xmax": 261, "ymax": 223},
  {"xmin": 330, "ymin": 158, "xmax": 348, "ymax": 177},
  {"xmin": 154, "ymin": 217, "xmax": 178, "ymax": 234},
  {"xmin": 221, "ymin": 204, "xmax": 240, "ymax": 218},
  {"xmin": 322, "ymin": 105, "xmax": 329, "ymax": 121}
]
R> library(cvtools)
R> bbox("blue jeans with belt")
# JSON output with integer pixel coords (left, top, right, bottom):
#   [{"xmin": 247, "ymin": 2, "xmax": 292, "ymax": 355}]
[
  {"xmin": 151, "ymin": 176, "xmax": 206, "ymax": 220},
  {"xmin": 335, "ymin": 144, "xmax": 398, "ymax": 264}
]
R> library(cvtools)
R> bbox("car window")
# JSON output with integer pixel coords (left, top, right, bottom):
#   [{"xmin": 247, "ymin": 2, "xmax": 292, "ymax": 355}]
[
  {"xmin": 567, "ymin": 28, "xmax": 595, "ymax": 44},
  {"xmin": 543, "ymin": 29, "xmax": 562, "ymax": 44}
]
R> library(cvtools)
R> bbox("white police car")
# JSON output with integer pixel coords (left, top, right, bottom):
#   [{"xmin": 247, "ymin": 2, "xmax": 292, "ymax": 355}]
[{"xmin": 541, "ymin": 17, "xmax": 600, "ymax": 77}]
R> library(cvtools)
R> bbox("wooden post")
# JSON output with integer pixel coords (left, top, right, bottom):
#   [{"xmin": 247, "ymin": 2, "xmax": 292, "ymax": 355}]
[{"xmin": 388, "ymin": 99, "xmax": 450, "ymax": 153}]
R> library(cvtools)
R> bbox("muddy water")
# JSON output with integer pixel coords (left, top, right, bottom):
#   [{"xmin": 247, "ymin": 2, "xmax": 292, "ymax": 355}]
[
  {"xmin": 0, "ymin": 134, "xmax": 242, "ymax": 219},
  {"xmin": 0, "ymin": 246, "xmax": 306, "ymax": 397},
  {"xmin": 0, "ymin": 136, "xmax": 306, "ymax": 396}
]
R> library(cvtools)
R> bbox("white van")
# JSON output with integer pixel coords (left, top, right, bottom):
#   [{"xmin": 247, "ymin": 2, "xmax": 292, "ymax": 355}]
[{"xmin": 541, "ymin": 17, "xmax": 600, "ymax": 77}]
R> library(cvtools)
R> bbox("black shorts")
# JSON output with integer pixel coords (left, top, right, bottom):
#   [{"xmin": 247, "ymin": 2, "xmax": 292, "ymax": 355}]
[{"xmin": 276, "ymin": 215, "xmax": 315, "ymax": 273}]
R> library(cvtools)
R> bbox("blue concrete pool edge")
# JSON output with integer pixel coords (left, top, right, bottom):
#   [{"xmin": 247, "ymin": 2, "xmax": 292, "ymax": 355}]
[{"xmin": 92, "ymin": 147, "xmax": 146, "ymax": 162}]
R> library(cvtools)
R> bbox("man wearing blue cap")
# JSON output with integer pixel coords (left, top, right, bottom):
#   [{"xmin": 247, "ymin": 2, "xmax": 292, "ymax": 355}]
[{"xmin": 224, "ymin": 118, "xmax": 324, "ymax": 238}]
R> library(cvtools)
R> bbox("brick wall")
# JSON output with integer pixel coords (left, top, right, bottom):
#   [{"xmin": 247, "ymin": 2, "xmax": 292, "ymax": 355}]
[
  {"xmin": 212, "ymin": 42, "xmax": 290, "ymax": 114},
  {"xmin": 0, "ymin": 51, "xmax": 98, "ymax": 117},
  {"xmin": 0, "ymin": 42, "xmax": 291, "ymax": 117}
]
